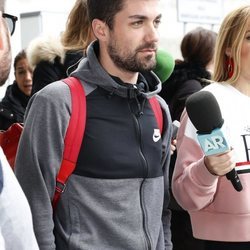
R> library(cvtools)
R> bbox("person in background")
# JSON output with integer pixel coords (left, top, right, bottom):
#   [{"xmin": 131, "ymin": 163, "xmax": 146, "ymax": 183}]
[
  {"xmin": 15, "ymin": 0, "xmax": 173, "ymax": 249},
  {"xmin": 160, "ymin": 27, "xmax": 217, "ymax": 122},
  {"xmin": 27, "ymin": 0, "xmax": 95, "ymax": 95},
  {"xmin": 0, "ymin": 49, "xmax": 33, "ymax": 130},
  {"xmin": 172, "ymin": 5, "xmax": 250, "ymax": 250},
  {"xmin": 159, "ymin": 27, "xmax": 217, "ymax": 250},
  {"xmin": 0, "ymin": 0, "xmax": 38, "ymax": 249}
]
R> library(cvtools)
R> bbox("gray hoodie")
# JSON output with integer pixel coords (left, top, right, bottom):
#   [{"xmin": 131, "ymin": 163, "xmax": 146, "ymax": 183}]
[{"xmin": 15, "ymin": 41, "xmax": 173, "ymax": 250}]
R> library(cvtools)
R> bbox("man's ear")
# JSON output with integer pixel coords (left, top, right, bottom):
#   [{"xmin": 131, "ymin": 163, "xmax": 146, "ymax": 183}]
[
  {"xmin": 91, "ymin": 19, "xmax": 108, "ymax": 41},
  {"xmin": 225, "ymin": 47, "xmax": 232, "ymax": 57}
]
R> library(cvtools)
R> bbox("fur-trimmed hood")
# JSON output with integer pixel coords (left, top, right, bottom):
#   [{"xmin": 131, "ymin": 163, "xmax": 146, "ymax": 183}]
[
  {"xmin": 27, "ymin": 36, "xmax": 65, "ymax": 70},
  {"xmin": 165, "ymin": 61, "xmax": 211, "ymax": 87},
  {"xmin": 28, "ymin": 36, "xmax": 84, "ymax": 95}
]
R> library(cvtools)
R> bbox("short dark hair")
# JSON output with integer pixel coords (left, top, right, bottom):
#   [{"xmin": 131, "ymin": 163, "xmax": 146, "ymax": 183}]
[
  {"xmin": 14, "ymin": 50, "xmax": 27, "ymax": 71},
  {"xmin": 181, "ymin": 27, "xmax": 217, "ymax": 67},
  {"xmin": 87, "ymin": 0, "xmax": 124, "ymax": 29}
]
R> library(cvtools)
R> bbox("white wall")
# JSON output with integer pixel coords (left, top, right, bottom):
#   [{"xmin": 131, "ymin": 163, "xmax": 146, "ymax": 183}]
[
  {"xmin": 1, "ymin": 0, "xmax": 74, "ymax": 98},
  {"xmin": 2, "ymin": 0, "xmax": 250, "ymax": 98},
  {"xmin": 6, "ymin": 0, "xmax": 74, "ymax": 53},
  {"xmin": 158, "ymin": 0, "xmax": 250, "ymax": 60}
]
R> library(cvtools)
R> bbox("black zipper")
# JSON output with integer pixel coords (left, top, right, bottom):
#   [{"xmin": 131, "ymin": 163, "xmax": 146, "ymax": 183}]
[
  {"xmin": 133, "ymin": 106, "xmax": 148, "ymax": 176},
  {"xmin": 128, "ymin": 100, "xmax": 152, "ymax": 249}
]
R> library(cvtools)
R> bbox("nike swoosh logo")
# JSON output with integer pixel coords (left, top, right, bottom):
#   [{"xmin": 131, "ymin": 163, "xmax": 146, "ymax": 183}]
[{"xmin": 153, "ymin": 129, "xmax": 161, "ymax": 142}]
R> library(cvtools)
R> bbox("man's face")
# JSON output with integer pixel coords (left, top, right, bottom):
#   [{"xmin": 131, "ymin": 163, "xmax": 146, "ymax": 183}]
[
  {"xmin": 106, "ymin": 0, "xmax": 161, "ymax": 73},
  {"xmin": 0, "ymin": 10, "xmax": 11, "ymax": 86}
]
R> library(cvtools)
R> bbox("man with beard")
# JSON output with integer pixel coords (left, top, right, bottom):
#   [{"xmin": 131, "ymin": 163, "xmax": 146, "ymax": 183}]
[
  {"xmin": 15, "ymin": 0, "xmax": 173, "ymax": 249},
  {"xmin": 0, "ymin": 0, "xmax": 38, "ymax": 249}
]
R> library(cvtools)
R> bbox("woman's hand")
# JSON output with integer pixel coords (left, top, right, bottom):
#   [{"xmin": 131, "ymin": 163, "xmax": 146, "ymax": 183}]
[
  {"xmin": 204, "ymin": 149, "xmax": 236, "ymax": 176},
  {"xmin": 170, "ymin": 139, "xmax": 177, "ymax": 155}
]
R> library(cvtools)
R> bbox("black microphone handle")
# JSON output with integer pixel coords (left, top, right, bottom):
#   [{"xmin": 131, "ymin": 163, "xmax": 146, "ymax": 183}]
[{"xmin": 226, "ymin": 168, "xmax": 243, "ymax": 192}]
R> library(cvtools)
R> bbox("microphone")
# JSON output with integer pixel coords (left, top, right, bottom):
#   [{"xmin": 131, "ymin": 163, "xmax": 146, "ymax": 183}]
[
  {"xmin": 172, "ymin": 120, "xmax": 180, "ymax": 139},
  {"xmin": 153, "ymin": 49, "xmax": 175, "ymax": 83},
  {"xmin": 185, "ymin": 91, "xmax": 243, "ymax": 192}
]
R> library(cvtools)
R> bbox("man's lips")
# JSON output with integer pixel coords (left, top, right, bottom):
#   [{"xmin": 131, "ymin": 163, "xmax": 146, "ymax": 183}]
[
  {"xmin": 139, "ymin": 48, "xmax": 156, "ymax": 52},
  {"xmin": 138, "ymin": 49, "xmax": 156, "ymax": 56}
]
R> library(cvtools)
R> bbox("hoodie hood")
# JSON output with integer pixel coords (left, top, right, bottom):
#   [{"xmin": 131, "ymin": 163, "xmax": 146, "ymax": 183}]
[
  {"xmin": 27, "ymin": 36, "xmax": 65, "ymax": 70},
  {"xmin": 71, "ymin": 41, "xmax": 162, "ymax": 99}
]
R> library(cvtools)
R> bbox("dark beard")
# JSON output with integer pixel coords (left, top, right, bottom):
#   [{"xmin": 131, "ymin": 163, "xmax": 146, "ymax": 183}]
[{"xmin": 108, "ymin": 43, "xmax": 156, "ymax": 73}]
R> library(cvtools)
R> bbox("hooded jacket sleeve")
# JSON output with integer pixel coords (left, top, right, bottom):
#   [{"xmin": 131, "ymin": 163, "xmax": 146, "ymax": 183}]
[
  {"xmin": 15, "ymin": 81, "xmax": 71, "ymax": 250},
  {"xmin": 172, "ymin": 110, "xmax": 219, "ymax": 211},
  {"xmin": 156, "ymin": 95, "xmax": 173, "ymax": 250}
]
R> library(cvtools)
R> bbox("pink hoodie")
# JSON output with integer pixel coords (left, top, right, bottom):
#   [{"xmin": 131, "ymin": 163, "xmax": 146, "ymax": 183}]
[{"xmin": 172, "ymin": 83, "xmax": 250, "ymax": 242}]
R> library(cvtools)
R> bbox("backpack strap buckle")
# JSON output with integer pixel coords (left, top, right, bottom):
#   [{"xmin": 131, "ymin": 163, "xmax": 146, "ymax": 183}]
[{"xmin": 55, "ymin": 181, "xmax": 67, "ymax": 194}]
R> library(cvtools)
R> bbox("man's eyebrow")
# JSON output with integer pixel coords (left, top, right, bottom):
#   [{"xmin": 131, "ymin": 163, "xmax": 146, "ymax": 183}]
[{"xmin": 128, "ymin": 14, "xmax": 162, "ymax": 20}]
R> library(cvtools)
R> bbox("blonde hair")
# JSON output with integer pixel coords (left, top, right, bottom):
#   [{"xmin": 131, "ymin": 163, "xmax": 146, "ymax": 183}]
[
  {"xmin": 212, "ymin": 5, "xmax": 250, "ymax": 83},
  {"xmin": 61, "ymin": 0, "xmax": 93, "ymax": 51}
]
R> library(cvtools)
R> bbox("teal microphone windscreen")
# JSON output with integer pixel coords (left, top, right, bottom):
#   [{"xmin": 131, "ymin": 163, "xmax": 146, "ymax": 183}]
[{"xmin": 154, "ymin": 49, "xmax": 175, "ymax": 82}]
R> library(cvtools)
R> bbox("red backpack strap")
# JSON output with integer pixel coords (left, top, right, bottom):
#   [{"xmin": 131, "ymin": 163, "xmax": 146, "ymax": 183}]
[
  {"xmin": 149, "ymin": 96, "xmax": 163, "ymax": 134},
  {"xmin": 52, "ymin": 77, "xmax": 86, "ymax": 209}
]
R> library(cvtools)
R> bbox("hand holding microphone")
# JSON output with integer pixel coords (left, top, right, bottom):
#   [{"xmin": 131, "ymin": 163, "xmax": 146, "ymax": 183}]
[
  {"xmin": 186, "ymin": 91, "xmax": 243, "ymax": 192},
  {"xmin": 204, "ymin": 148, "xmax": 236, "ymax": 177}
]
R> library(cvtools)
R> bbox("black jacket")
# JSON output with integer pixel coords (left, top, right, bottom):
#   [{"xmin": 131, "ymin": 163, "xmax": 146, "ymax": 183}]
[
  {"xmin": 31, "ymin": 51, "xmax": 83, "ymax": 95},
  {"xmin": 159, "ymin": 62, "xmax": 211, "ymax": 121},
  {"xmin": 0, "ymin": 81, "xmax": 30, "ymax": 130}
]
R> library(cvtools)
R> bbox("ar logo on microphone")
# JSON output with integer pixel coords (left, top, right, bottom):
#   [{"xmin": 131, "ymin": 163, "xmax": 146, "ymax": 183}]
[
  {"xmin": 197, "ymin": 129, "xmax": 230, "ymax": 156},
  {"xmin": 204, "ymin": 136, "xmax": 226, "ymax": 151}
]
